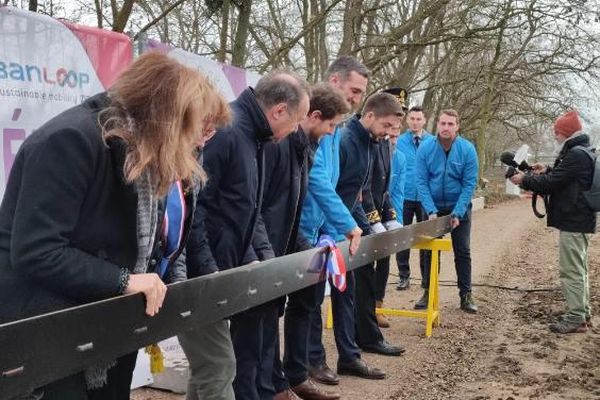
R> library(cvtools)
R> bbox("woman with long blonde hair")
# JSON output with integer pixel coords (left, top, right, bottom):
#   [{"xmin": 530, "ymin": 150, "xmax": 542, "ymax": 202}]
[{"xmin": 0, "ymin": 52, "xmax": 230, "ymax": 399}]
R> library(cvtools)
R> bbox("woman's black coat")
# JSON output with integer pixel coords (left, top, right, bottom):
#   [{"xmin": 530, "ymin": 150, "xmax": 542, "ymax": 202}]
[{"xmin": 0, "ymin": 94, "xmax": 194, "ymax": 323}]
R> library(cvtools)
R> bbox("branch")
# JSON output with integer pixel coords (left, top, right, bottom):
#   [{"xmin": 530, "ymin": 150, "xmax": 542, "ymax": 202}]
[
  {"xmin": 134, "ymin": 0, "xmax": 187, "ymax": 40},
  {"xmin": 258, "ymin": 0, "xmax": 344, "ymax": 72}
]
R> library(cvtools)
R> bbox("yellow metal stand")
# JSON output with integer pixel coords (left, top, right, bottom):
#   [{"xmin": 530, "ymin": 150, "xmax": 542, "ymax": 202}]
[{"xmin": 326, "ymin": 238, "xmax": 452, "ymax": 337}]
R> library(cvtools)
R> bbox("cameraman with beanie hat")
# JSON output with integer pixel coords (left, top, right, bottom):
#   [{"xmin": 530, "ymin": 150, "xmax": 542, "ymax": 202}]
[{"xmin": 510, "ymin": 110, "xmax": 596, "ymax": 334}]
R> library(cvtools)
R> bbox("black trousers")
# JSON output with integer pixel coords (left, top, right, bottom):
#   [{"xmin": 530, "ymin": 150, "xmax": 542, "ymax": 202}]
[
  {"xmin": 422, "ymin": 207, "xmax": 473, "ymax": 296},
  {"xmin": 374, "ymin": 255, "xmax": 390, "ymax": 302},
  {"xmin": 283, "ymin": 283, "xmax": 322, "ymax": 387},
  {"xmin": 354, "ymin": 262, "xmax": 385, "ymax": 347},
  {"xmin": 29, "ymin": 352, "xmax": 137, "ymax": 400},
  {"xmin": 231, "ymin": 301, "xmax": 280, "ymax": 400},
  {"xmin": 396, "ymin": 200, "xmax": 431, "ymax": 286}
]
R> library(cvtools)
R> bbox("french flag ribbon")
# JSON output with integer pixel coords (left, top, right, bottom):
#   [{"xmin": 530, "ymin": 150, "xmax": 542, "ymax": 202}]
[
  {"xmin": 158, "ymin": 181, "xmax": 187, "ymax": 279},
  {"xmin": 316, "ymin": 235, "xmax": 347, "ymax": 292}
]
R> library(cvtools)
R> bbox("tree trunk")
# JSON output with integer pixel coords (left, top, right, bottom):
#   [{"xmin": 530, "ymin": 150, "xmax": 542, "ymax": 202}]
[
  {"xmin": 476, "ymin": 3, "xmax": 511, "ymax": 183},
  {"xmin": 111, "ymin": 0, "xmax": 136, "ymax": 32},
  {"xmin": 303, "ymin": 0, "xmax": 315, "ymax": 81},
  {"xmin": 94, "ymin": 0, "xmax": 103, "ymax": 28},
  {"xmin": 317, "ymin": 0, "xmax": 329, "ymax": 79},
  {"xmin": 217, "ymin": 0, "xmax": 230, "ymax": 63},
  {"xmin": 338, "ymin": 0, "xmax": 360, "ymax": 55},
  {"xmin": 232, "ymin": 0, "xmax": 252, "ymax": 67}
]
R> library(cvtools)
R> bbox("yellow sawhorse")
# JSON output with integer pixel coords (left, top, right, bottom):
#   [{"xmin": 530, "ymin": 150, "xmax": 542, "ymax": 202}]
[{"xmin": 326, "ymin": 238, "xmax": 452, "ymax": 337}]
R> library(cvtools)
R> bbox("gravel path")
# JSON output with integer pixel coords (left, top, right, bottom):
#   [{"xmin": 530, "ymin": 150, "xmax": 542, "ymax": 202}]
[{"xmin": 133, "ymin": 198, "xmax": 600, "ymax": 399}]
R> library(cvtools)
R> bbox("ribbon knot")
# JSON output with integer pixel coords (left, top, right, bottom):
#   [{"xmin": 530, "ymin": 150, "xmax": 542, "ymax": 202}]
[{"xmin": 315, "ymin": 235, "xmax": 347, "ymax": 292}]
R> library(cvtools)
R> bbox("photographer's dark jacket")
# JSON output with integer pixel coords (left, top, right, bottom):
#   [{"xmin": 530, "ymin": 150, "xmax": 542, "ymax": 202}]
[
  {"xmin": 522, "ymin": 134, "xmax": 596, "ymax": 233},
  {"xmin": 0, "ymin": 93, "xmax": 194, "ymax": 323},
  {"xmin": 194, "ymin": 88, "xmax": 275, "ymax": 271}
]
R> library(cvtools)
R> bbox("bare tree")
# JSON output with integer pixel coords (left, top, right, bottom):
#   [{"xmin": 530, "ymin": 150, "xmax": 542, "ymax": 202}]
[{"xmin": 7, "ymin": 0, "xmax": 600, "ymax": 179}]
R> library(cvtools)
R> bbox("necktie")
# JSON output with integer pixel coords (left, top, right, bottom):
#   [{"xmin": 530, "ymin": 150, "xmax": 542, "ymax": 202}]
[{"xmin": 414, "ymin": 136, "xmax": 421, "ymax": 148}]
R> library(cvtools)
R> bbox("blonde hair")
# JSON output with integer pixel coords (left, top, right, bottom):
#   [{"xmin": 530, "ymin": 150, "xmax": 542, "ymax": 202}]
[
  {"xmin": 440, "ymin": 109, "xmax": 460, "ymax": 124},
  {"xmin": 100, "ymin": 52, "xmax": 231, "ymax": 196}
]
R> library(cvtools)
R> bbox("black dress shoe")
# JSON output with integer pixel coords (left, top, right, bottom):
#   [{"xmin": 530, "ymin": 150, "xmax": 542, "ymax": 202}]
[
  {"xmin": 396, "ymin": 277, "xmax": 410, "ymax": 290},
  {"xmin": 308, "ymin": 363, "xmax": 339, "ymax": 386},
  {"xmin": 414, "ymin": 290, "xmax": 429, "ymax": 310},
  {"xmin": 361, "ymin": 340, "xmax": 405, "ymax": 356},
  {"xmin": 337, "ymin": 358, "xmax": 385, "ymax": 379},
  {"xmin": 460, "ymin": 293, "xmax": 478, "ymax": 313}
]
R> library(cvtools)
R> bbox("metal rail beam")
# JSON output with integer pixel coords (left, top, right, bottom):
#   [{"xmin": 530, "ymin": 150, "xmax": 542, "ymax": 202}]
[{"xmin": 0, "ymin": 217, "xmax": 450, "ymax": 397}]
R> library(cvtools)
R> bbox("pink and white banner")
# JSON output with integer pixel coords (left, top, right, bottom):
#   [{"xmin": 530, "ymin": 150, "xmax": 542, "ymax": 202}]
[
  {"xmin": 143, "ymin": 39, "xmax": 261, "ymax": 101},
  {"xmin": 0, "ymin": 6, "xmax": 132, "ymax": 198}
]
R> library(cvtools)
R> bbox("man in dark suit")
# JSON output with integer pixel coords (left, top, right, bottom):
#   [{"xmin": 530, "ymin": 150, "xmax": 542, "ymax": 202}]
[{"xmin": 180, "ymin": 71, "xmax": 310, "ymax": 400}]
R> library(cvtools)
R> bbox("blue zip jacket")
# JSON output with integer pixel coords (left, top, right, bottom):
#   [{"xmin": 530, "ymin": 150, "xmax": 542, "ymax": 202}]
[
  {"xmin": 416, "ymin": 136, "xmax": 478, "ymax": 219},
  {"xmin": 389, "ymin": 145, "xmax": 406, "ymax": 219},
  {"xmin": 396, "ymin": 130, "xmax": 433, "ymax": 201},
  {"xmin": 299, "ymin": 125, "xmax": 356, "ymax": 245}
]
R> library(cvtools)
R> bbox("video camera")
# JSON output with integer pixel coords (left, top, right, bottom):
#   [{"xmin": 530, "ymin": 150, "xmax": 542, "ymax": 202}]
[
  {"xmin": 500, "ymin": 145, "xmax": 533, "ymax": 179},
  {"xmin": 500, "ymin": 144, "xmax": 547, "ymax": 219}
]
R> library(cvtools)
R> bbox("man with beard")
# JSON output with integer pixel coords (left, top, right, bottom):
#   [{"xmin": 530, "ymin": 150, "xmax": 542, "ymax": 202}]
[
  {"xmin": 337, "ymin": 93, "xmax": 406, "ymax": 358},
  {"xmin": 360, "ymin": 88, "xmax": 407, "ymax": 329}
]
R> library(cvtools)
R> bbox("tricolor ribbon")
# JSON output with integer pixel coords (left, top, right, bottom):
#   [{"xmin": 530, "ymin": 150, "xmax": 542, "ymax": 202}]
[
  {"xmin": 158, "ymin": 181, "xmax": 187, "ymax": 279},
  {"xmin": 312, "ymin": 235, "xmax": 347, "ymax": 292}
]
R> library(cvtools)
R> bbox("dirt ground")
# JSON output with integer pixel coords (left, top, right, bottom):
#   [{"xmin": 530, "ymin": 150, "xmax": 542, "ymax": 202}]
[{"xmin": 133, "ymin": 198, "xmax": 600, "ymax": 400}]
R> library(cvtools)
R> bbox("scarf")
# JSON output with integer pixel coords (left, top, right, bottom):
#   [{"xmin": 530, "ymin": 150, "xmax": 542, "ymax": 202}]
[{"xmin": 84, "ymin": 171, "xmax": 158, "ymax": 389}]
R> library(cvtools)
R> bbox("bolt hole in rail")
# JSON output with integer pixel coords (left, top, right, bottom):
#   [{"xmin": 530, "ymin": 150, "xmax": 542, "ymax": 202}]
[{"xmin": 0, "ymin": 217, "xmax": 451, "ymax": 397}]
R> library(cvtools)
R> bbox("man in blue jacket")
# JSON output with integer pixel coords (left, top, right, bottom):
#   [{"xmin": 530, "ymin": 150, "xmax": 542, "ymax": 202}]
[
  {"xmin": 296, "ymin": 56, "xmax": 386, "ymax": 385},
  {"xmin": 180, "ymin": 71, "xmax": 310, "ymax": 400},
  {"xmin": 416, "ymin": 109, "xmax": 479, "ymax": 313},
  {"xmin": 256, "ymin": 84, "xmax": 351, "ymax": 400},
  {"xmin": 395, "ymin": 106, "xmax": 434, "ymax": 291}
]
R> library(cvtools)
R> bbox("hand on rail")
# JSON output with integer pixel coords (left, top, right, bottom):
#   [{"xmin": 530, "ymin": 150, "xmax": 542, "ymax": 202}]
[
  {"xmin": 346, "ymin": 226, "xmax": 362, "ymax": 256},
  {"xmin": 125, "ymin": 273, "xmax": 167, "ymax": 317}
]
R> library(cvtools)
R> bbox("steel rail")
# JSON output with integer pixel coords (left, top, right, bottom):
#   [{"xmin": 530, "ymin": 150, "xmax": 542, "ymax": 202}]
[{"xmin": 0, "ymin": 216, "xmax": 450, "ymax": 397}]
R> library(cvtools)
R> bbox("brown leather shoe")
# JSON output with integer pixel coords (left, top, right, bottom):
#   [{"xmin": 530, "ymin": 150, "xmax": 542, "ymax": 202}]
[
  {"xmin": 274, "ymin": 389, "xmax": 303, "ymax": 400},
  {"xmin": 376, "ymin": 300, "xmax": 390, "ymax": 328},
  {"xmin": 308, "ymin": 363, "xmax": 339, "ymax": 385},
  {"xmin": 291, "ymin": 379, "xmax": 340, "ymax": 400}
]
